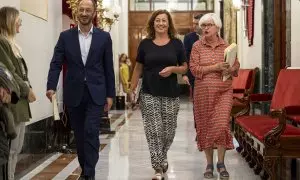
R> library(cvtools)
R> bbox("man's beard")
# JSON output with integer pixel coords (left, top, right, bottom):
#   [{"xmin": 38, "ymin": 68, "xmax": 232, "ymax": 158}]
[{"xmin": 78, "ymin": 17, "xmax": 93, "ymax": 25}]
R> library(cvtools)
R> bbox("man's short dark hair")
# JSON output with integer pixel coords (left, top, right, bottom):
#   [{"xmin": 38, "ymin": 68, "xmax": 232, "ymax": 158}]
[{"xmin": 194, "ymin": 14, "xmax": 203, "ymax": 20}]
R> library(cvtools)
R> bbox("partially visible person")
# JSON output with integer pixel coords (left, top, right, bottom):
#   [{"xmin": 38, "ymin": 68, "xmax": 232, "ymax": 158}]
[
  {"xmin": 130, "ymin": 9, "xmax": 187, "ymax": 180},
  {"xmin": 0, "ymin": 86, "xmax": 12, "ymax": 180},
  {"xmin": 119, "ymin": 53, "xmax": 133, "ymax": 108},
  {"xmin": 183, "ymin": 14, "xmax": 203, "ymax": 141},
  {"xmin": 182, "ymin": 14, "xmax": 203, "ymax": 91},
  {"xmin": 190, "ymin": 13, "xmax": 240, "ymax": 179},
  {"xmin": 0, "ymin": 64, "xmax": 20, "ymax": 180},
  {"xmin": 119, "ymin": 53, "xmax": 131, "ymax": 93},
  {"xmin": 46, "ymin": 0, "xmax": 115, "ymax": 179},
  {"xmin": 0, "ymin": 6, "xmax": 36, "ymax": 180}
]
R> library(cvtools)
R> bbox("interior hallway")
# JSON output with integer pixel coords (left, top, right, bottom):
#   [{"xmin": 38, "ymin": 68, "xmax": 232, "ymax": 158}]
[{"xmin": 18, "ymin": 99, "xmax": 260, "ymax": 180}]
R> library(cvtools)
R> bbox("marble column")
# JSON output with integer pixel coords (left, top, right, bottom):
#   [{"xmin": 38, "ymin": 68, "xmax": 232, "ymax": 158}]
[
  {"xmin": 262, "ymin": 0, "xmax": 274, "ymax": 94},
  {"xmin": 261, "ymin": 0, "xmax": 274, "ymax": 113}
]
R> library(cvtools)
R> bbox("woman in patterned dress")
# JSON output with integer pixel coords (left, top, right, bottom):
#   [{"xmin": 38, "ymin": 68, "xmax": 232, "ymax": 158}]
[
  {"xmin": 190, "ymin": 13, "xmax": 240, "ymax": 179},
  {"xmin": 130, "ymin": 9, "xmax": 187, "ymax": 180}
]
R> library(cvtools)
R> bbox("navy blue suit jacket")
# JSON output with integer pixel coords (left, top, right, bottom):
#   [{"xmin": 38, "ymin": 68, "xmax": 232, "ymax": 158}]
[
  {"xmin": 47, "ymin": 27, "xmax": 115, "ymax": 107},
  {"xmin": 183, "ymin": 32, "xmax": 199, "ymax": 83}
]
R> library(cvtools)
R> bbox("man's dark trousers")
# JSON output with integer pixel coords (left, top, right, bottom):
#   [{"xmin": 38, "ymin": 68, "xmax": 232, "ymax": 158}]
[{"xmin": 67, "ymin": 85, "xmax": 103, "ymax": 177}]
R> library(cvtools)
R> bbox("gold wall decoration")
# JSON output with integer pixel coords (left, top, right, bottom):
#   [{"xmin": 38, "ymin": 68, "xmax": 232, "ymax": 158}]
[
  {"xmin": 224, "ymin": 0, "xmax": 237, "ymax": 44},
  {"xmin": 66, "ymin": 0, "xmax": 120, "ymax": 30}
]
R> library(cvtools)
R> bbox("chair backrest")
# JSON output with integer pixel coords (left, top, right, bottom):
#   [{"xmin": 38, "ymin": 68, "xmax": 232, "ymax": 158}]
[
  {"xmin": 270, "ymin": 69, "xmax": 300, "ymax": 110},
  {"xmin": 232, "ymin": 68, "xmax": 258, "ymax": 93}
]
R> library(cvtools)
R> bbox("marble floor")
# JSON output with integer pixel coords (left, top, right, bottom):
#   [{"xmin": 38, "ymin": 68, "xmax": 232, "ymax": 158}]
[{"xmin": 19, "ymin": 99, "xmax": 261, "ymax": 180}]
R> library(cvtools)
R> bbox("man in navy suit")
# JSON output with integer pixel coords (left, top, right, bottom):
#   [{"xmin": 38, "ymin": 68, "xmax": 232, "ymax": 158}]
[
  {"xmin": 46, "ymin": 0, "xmax": 115, "ymax": 179},
  {"xmin": 183, "ymin": 14, "xmax": 202, "ymax": 141},
  {"xmin": 182, "ymin": 14, "xmax": 203, "ymax": 90}
]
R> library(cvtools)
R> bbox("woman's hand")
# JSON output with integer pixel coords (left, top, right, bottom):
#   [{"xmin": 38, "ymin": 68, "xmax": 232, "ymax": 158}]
[
  {"xmin": 129, "ymin": 91, "xmax": 136, "ymax": 103},
  {"xmin": 159, "ymin": 67, "xmax": 174, "ymax": 77},
  {"xmin": 222, "ymin": 67, "xmax": 233, "ymax": 76},
  {"xmin": 182, "ymin": 75, "xmax": 190, "ymax": 86},
  {"xmin": 214, "ymin": 62, "xmax": 230, "ymax": 72},
  {"xmin": 28, "ymin": 88, "xmax": 36, "ymax": 103}
]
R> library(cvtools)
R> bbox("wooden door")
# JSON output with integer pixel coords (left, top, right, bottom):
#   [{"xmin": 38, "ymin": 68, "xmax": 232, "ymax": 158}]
[{"xmin": 128, "ymin": 27, "xmax": 147, "ymax": 67}]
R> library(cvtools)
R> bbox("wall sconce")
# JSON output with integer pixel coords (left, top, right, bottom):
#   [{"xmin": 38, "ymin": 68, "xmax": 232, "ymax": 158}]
[
  {"xmin": 232, "ymin": 0, "xmax": 249, "ymax": 37},
  {"xmin": 97, "ymin": 2, "xmax": 121, "ymax": 31}
]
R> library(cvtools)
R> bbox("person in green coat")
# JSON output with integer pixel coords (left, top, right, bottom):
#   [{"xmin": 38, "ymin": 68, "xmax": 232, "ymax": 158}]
[
  {"xmin": 1, "ymin": 63, "xmax": 20, "ymax": 180},
  {"xmin": 0, "ymin": 6, "xmax": 36, "ymax": 180}
]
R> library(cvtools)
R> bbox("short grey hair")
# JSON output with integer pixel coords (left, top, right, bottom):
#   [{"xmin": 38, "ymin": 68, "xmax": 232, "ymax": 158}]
[{"xmin": 199, "ymin": 13, "xmax": 222, "ymax": 29}]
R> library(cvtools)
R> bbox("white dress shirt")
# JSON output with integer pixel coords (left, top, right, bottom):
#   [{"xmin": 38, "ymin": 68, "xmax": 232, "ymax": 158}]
[{"xmin": 78, "ymin": 25, "xmax": 93, "ymax": 66}]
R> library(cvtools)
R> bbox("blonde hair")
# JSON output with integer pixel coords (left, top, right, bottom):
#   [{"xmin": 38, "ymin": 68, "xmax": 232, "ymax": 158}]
[
  {"xmin": 199, "ymin": 13, "xmax": 222, "ymax": 29},
  {"xmin": 0, "ymin": 6, "xmax": 22, "ymax": 57}
]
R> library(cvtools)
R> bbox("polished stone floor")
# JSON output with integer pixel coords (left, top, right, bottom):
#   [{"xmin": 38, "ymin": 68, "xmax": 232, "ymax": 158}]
[{"xmin": 19, "ymin": 100, "xmax": 261, "ymax": 180}]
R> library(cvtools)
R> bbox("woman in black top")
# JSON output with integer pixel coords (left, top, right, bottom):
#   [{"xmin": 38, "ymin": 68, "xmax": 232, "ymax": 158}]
[{"xmin": 130, "ymin": 9, "xmax": 187, "ymax": 180}]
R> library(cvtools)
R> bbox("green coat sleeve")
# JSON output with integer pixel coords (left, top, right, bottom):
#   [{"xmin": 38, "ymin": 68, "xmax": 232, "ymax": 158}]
[{"xmin": 0, "ymin": 37, "xmax": 29, "ymax": 98}]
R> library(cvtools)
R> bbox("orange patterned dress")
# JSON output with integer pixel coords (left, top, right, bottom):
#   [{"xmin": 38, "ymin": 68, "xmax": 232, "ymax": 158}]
[{"xmin": 189, "ymin": 37, "xmax": 240, "ymax": 151}]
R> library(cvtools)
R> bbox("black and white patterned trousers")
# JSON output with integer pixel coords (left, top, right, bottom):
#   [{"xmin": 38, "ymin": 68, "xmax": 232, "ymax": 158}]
[{"xmin": 140, "ymin": 92, "xmax": 180, "ymax": 170}]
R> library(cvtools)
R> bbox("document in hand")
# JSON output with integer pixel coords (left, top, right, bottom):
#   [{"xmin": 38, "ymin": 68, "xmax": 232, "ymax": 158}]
[
  {"xmin": 223, "ymin": 43, "xmax": 237, "ymax": 81},
  {"xmin": 52, "ymin": 94, "xmax": 60, "ymax": 121}
]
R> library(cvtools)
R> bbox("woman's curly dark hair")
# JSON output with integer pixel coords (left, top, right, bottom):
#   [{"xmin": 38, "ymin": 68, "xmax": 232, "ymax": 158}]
[{"xmin": 146, "ymin": 9, "xmax": 177, "ymax": 39}]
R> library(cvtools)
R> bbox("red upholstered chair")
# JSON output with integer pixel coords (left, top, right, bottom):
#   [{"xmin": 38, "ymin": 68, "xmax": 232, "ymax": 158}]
[
  {"xmin": 234, "ymin": 69, "xmax": 300, "ymax": 180},
  {"xmin": 231, "ymin": 68, "xmax": 258, "ymax": 131},
  {"xmin": 286, "ymin": 67, "xmax": 300, "ymax": 126}
]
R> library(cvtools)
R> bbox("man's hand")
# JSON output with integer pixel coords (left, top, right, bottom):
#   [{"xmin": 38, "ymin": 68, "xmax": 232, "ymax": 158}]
[
  {"xmin": 0, "ymin": 87, "xmax": 11, "ymax": 103},
  {"xmin": 104, "ymin": 97, "xmax": 113, "ymax": 112},
  {"xmin": 46, "ymin": 90, "xmax": 55, "ymax": 102},
  {"xmin": 182, "ymin": 75, "xmax": 190, "ymax": 86},
  {"xmin": 28, "ymin": 88, "xmax": 36, "ymax": 103},
  {"xmin": 159, "ymin": 66, "xmax": 173, "ymax": 78}
]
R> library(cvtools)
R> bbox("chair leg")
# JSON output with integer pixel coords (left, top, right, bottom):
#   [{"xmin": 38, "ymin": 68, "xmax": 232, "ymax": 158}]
[
  {"xmin": 248, "ymin": 148, "xmax": 256, "ymax": 168},
  {"xmin": 254, "ymin": 154, "xmax": 263, "ymax": 175},
  {"xmin": 264, "ymin": 157, "xmax": 279, "ymax": 180},
  {"xmin": 280, "ymin": 158, "xmax": 291, "ymax": 180}
]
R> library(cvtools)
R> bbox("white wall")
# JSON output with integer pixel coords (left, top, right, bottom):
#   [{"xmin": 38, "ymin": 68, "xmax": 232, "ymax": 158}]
[
  {"xmin": 291, "ymin": 0, "xmax": 300, "ymax": 67},
  {"xmin": 0, "ymin": 0, "xmax": 62, "ymax": 124},
  {"xmin": 237, "ymin": 0, "xmax": 262, "ymax": 69},
  {"xmin": 214, "ymin": 0, "xmax": 220, "ymax": 18},
  {"xmin": 235, "ymin": 0, "xmax": 262, "ymax": 91}
]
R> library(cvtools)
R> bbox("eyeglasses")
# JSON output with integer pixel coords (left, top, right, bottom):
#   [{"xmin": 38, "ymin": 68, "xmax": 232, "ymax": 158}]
[{"xmin": 200, "ymin": 23, "xmax": 215, "ymax": 29}]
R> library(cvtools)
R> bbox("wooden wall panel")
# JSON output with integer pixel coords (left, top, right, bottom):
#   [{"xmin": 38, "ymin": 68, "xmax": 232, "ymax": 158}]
[
  {"xmin": 170, "ymin": 12, "xmax": 192, "ymax": 27},
  {"xmin": 129, "ymin": 12, "xmax": 151, "ymax": 27}
]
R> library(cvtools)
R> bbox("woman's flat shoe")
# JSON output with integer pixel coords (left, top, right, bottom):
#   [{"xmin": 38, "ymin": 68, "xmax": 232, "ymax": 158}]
[
  {"xmin": 161, "ymin": 160, "xmax": 168, "ymax": 173},
  {"xmin": 152, "ymin": 173, "xmax": 164, "ymax": 180},
  {"xmin": 152, "ymin": 169, "xmax": 164, "ymax": 180},
  {"xmin": 203, "ymin": 164, "xmax": 214, "ymax": 179},
  {"xmin": 217, "ymin": 162, "xmax": 229, "ymax": 179}
]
